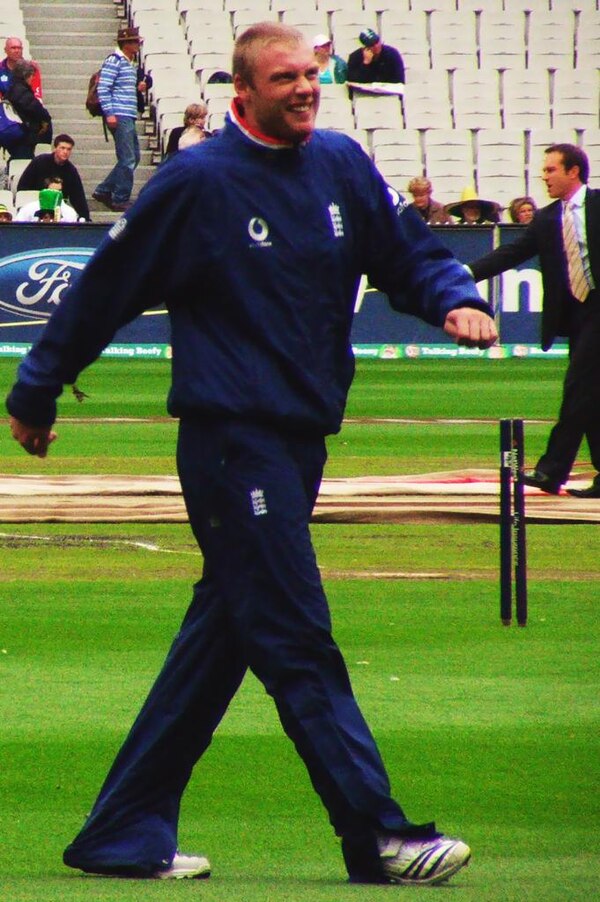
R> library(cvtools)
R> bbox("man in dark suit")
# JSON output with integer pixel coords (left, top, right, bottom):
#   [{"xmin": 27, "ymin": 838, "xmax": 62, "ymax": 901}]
[{"xmin": 469, "ymin": 143, "xmax": 600, "ymax": 497}]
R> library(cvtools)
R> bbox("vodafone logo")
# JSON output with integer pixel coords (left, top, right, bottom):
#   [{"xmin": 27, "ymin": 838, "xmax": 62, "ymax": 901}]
[{"xmin": 247, "ymin": 217, "xmax": 271, "ymax": 247}]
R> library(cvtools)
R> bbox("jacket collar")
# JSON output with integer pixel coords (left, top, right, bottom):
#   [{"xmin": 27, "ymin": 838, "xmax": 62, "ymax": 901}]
[{"xmin": 228, "ymin": 97, "xmax": 310, "ymax": 150}]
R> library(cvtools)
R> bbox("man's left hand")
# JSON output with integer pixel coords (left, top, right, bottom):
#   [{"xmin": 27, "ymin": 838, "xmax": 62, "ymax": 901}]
[{"xmin": 443, "ymin": 308, "xmax": 498, "ymax": 349}]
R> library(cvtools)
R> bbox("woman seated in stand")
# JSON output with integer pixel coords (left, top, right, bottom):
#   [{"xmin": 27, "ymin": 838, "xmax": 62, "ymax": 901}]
[{"xmin": 164, "ymin": 101, "xmax": 210, "ymax": 159}]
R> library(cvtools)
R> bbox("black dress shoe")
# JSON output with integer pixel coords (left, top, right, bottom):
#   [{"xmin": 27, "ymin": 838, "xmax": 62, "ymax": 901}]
[
  {"xmin": 522, "ymin": 469, "xmax": 562, "ymax": 494},
  {"xmin": 567, "ymin": 479, "xmax": 600, "ymax": 498},
  {"xmin": 92, "ymin": 190, "xmax": 112, "ymax": 207}
]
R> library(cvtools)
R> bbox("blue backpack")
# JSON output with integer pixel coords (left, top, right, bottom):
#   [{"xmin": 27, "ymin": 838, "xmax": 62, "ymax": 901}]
[{"xmin": 0, "ymin": 98, "xmax": 26, "ymax": 151}]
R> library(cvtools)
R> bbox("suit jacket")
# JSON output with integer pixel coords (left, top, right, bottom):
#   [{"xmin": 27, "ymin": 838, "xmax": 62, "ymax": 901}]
[{"xmin": 470, "ymin": 187, "xmax": 600, "ymax": 350}]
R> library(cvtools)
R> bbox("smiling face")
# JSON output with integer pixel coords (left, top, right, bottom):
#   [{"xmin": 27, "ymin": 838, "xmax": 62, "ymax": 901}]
[{"xmin": 234, "ymin": 39, "xmax": 320, "ymax": 145}]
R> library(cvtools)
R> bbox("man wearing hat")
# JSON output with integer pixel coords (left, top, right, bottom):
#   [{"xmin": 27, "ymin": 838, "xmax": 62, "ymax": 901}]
[
  {"xmin": 313, "ymin": 34, "xmax": 347, "ymax": 84},
  {"xmin": 32, "ymin": 188, "xmax": 63, "ymax": 223},
  {"xmin": 445, "ymin": 187, "xmax": 501, "ymax": 225},
  {"xmin": 347, "ymin": 29, "xmax": 405, "ymax": 85},
  {"xmin": 15, "ymin": 177, "xmax": 79, "ymax": 222},
  {"xmin": 0, "ymin": 203, "xmax": 13, "ymax": 223},
  {"xmin": 92, "ymin": 26, "xmax": 149, "ymax": 213}
]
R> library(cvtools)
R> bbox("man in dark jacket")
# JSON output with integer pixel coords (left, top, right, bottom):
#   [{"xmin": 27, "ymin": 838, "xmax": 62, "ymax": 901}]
[
  {"xmin": 5, "ymin": 59, "xmax": 51, "ymax": 158},
  {"xmin": 469, "ymin": 144, "xmax": 600, "ymax": 497},
  {"xmin": 17, "ymin": 134, "xmax": 91, "ymax": 221},
  {"xmin": 7, "ymin": 22, "xmax": 496, "ymax": 888},
  {"xmin": 0, "ymin": 36, "xmax": 43, "ymax": 99},
  {"xmin": 347, "ymin": 29, "xmax": 405, "ymax": 85}
]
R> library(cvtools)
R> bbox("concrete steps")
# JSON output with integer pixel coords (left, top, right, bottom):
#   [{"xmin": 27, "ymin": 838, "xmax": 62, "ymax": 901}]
[
  {"xmin": 20, "ymin": 0, "xmax": 158, "ymax": 216},
  {"xmin": 33, "ymin": 45, "xmax": 115, "ymax": 63}
]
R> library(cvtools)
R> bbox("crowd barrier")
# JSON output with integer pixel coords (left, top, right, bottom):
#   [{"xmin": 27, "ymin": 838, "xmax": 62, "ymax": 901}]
[{"xmin": 0, "ymin": 222, "xmax": 563, "ymax": 361}]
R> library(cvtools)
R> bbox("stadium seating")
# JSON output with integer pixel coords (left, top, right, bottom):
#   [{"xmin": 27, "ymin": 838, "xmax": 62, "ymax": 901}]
[
  {"xmin": 6, "ymin": 0, "xmax": 597, "ymax": 218},
  {"xmin": 105, "ymin": 0, "xmax": 600, "ymax": 169},
  {"xmin": 475, "ymin": 128, "xmax": 527, "ymax": 204},
  {"xmin": 424, "ymin": 128, "xmax": 475, "ymax": 198},
  {"xmin": 372, "ymin": 129, "xmax": 424, "ymax": 184},
  {"xmin": 0, "ymin": 187, "xmax": 15, "ymax": 214}
]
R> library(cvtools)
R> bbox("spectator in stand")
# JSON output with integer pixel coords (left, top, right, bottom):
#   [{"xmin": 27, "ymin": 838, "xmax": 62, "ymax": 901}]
[
  {"xmin": 5, "ymin": 59, "xmax": 52, "ymax": 158},
  {"xmin": 347, "ymin": 29, "xmax": 405, "ymax": 86},
  {"xmin": 164, "ymin": 102, "xmax": 210, "ymax": 158},
  {"xmin": 0, "ymin": 202, "xmax": 13, "ymax": 222},
  {"xmin": 17, "ymin": 134, "xmax": 91, "ymax": 222},
  {"xmin": 508, "ymin": 195, "xmax": 537, "ymax": 225},
  {"xmin": 31, "ymin": 188, "xmax": 64, "ymax": 223},
  {"xmin": 207, "ymin": 70, "xmax": 232, "ymax": 85},
  {"xmin": 407, "ymin": 176, "xmax": 452, "ymax": 225},
  {"xmin": 445, "ymin": 186, "xmax": 501, "ymax": 225},
  {"xmin": 0, "ymin": 37, "xmax": 42, "ymax": 100},
  {"xmin": 15, "ymin": 177, "xmax": 79, "ymax": 223},
  {"xmin": 313, "ymin": 34, "xmax": 347, "ymax": 84},
  {"xmin": 92, "ymin": 25, "xmax": 148, "ymax": 213}
]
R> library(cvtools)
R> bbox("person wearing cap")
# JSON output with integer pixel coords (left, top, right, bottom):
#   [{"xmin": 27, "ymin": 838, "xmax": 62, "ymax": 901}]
[
  {"xmin": 407, "ymin": 177, "xmax": 452, "ymax": 225},
  {"xmin": 15, "ymin": 177, "xmax": 79, "ymax": 223},
  {"xmin": 313, "ymin": 34, "xmax": 347, "ymax": 84},
  {"xmin": 92, "ymin": 26, "xmax": 148, "ymax": 213},
  {"xmin": 0, "ymin": 203, "xmax": 13, "ymax": 223},
  {"xmin": 347, "ymin": 28, "xmax": 405, "ymax": 86},
  {"xmin": 31, "ymin": 188, "xmax": 63, "ymax": 223},
  {"xmin": 445, "ymin": 186, "xmax": 501, "ymax": 225}
]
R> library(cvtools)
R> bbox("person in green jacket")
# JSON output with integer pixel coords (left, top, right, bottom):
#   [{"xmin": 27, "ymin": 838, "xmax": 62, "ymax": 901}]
[{"xmin": 313, "ymin": 33, "xmax": 347, "ymax": 84}]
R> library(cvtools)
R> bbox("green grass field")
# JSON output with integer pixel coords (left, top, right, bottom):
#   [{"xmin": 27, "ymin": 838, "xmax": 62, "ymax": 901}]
[{"xmin": 1, "ymin": 357, "xmax": 598, "ymax": 901}]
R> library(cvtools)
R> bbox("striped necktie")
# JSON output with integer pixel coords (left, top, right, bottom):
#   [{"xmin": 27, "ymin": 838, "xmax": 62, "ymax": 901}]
[{"xmin": 562, "ymin": 201, "xmax": 589, "ymax": 302}]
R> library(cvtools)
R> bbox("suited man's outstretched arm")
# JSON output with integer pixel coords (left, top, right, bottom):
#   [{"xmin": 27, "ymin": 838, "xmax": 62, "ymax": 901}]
[{"xmin": 468, "ymin": 224, "xmax": 541, "ymax": 282}]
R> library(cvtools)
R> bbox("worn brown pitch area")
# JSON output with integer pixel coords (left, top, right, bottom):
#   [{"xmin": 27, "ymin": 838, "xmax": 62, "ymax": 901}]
[{"xmin": 0, "ymin": 470, "xmax": 598, "ymax": 524}]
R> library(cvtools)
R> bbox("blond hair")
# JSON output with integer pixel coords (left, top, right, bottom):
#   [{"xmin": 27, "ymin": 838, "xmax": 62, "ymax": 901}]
[
  {"xmin": 183, "ymin": 102, "xmax": 208, "ymax": 126},
  {"xmin": 232, "ymin": 21, "xmax": 306, "ymax": 86},
  {"xmin": 407, "ymin": 177, "xmax": 432, "ymax": 195}
]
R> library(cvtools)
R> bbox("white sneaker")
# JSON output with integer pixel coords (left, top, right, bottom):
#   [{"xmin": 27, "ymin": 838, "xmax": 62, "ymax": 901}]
[
  {"xmin": 377, "ymin": 834, "xmax": 471, "ymax": 885},
  {"xmin": 153, "ymin": 851, "xmax": 211, "ymax": 880}
]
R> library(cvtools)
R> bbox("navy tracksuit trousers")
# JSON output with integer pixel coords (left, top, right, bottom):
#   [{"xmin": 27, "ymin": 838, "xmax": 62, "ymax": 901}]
[{"xmin": 63, "ymin": 420, "xmax": 426, "ymax": 881}]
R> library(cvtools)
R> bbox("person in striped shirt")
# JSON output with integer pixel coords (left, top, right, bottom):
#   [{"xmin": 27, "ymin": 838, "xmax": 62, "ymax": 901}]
[{"xmin": 92, "ymin": 26, "xmax": 148, "ymax": 212}]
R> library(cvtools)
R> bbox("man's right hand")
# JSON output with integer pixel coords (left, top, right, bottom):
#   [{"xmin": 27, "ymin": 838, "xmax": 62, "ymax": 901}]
[
  {"xmin": 105, "ymin": 114, "xmax": 118, "ymax": 130},
  {"xmin": 9, "ymin": 417, "xmax": 57, "ymax": 458}
]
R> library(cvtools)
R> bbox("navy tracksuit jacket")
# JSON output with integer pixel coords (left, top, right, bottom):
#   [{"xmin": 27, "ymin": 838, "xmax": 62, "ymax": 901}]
[{"xmin": 7, "ymin": 109, "xmax": 490, "ymax": 881}]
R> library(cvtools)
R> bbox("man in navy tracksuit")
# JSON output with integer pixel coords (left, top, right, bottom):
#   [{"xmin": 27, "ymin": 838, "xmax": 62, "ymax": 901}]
[{"xmin": 7, "ymin": 23, "xmax": 497, "ymax": 887}]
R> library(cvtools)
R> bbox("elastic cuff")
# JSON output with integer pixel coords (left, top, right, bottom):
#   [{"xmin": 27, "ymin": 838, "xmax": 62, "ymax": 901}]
[{"xmin": 6, "ymin": 382, "xmax": 57, "ymax": 428}]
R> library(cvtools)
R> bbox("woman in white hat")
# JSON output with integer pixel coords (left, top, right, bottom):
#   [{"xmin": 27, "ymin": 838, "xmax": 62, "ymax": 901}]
[{"xmin": 313, "ymin": 34, "xmax": 347, "ymax": 84}]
